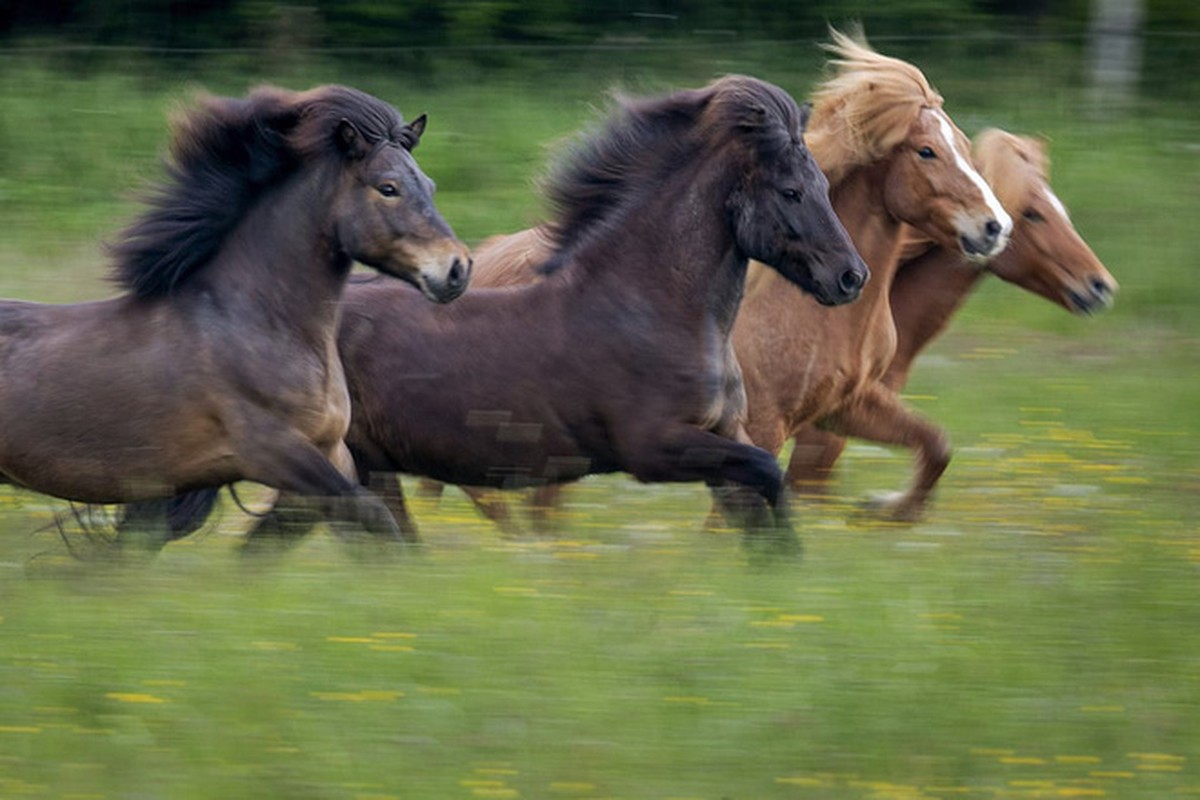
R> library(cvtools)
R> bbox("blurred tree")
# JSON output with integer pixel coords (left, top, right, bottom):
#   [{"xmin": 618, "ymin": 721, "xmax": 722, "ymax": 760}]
[{"xmin": 0, "ymin": 0, "xmax": 1193, "ymax": 53}]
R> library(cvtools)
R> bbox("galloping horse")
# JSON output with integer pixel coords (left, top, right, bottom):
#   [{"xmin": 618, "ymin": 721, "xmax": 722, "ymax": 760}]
[
  {"xmin": 0, "ymin": 85, "xmax": 469, "ymax": 545},
  {"xmin": 418, "ymin": 31, "xmax": 1013, "ymax": 533},
  {"xmin": 230, "ymin": 75, "xmax": 868, "ymax": 553},
  {"xmin": 783, "ymin": 129, "xmax": 1117, "ymax": 513}
]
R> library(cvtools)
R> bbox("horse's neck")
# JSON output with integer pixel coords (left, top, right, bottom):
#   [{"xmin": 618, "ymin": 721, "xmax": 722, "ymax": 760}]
[
  {"xmin": 571, "ymin": 162, "xmax": 745, "ymax": 337},
  {"xmin": 829, "ymin": 163, "xmax": 906, "ymax": 318},
  {"xmin": 195, "ymin": 168, "xmax": 349, "ymax": 340},
  {"xmin": 884, "ymin": 246, "xmax": 987, "ymax": 389}
]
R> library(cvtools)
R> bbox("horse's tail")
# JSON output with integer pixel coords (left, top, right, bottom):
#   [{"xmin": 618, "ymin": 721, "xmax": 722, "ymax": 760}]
[{"xmin": 165, "ymin": 488, "xmax": 222, "ymax": 539}]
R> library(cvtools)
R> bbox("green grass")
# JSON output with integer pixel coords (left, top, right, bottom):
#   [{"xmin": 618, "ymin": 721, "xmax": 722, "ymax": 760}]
[{"xmin": 1, "ymin": 38, "xmax": 1199, "ymax": 799}]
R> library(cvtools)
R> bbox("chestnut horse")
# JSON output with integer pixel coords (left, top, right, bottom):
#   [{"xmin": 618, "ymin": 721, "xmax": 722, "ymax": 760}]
[
  {"xmin": 417, "ymin": 31, "xmax": 1014, "ymax": 534},
  {"xmin": 223, "ymin": 75, "xmax": 867, "ymax": 554},
  {"xmin": 0, "ymin": 85, "xmax": 469, "ymax": 547},
  {"xmin": 783, "ymin": 129, "xmax": 1117, "ymax": 516}
]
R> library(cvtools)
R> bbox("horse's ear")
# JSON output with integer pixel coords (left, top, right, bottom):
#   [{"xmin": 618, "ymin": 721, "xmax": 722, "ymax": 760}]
[
  {"xmin": 798, "ymin": 102, "xmax": 813, "ymax": 134},
  {"xmin": 401, "ymin": 114, "xmax": 427, "ymax": 150},
  {"xmin": 336, "ymin": 118, "xmax": 369, "ymax": 160}
]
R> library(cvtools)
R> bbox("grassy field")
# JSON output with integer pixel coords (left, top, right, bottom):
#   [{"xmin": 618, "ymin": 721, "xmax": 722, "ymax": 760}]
[{"xmin": 1, "ymin": 36, "xmax": 1198, "ymax": 799}]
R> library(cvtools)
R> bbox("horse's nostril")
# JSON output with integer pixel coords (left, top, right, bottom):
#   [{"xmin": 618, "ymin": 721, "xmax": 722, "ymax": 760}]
[
  {"xmin": 839, "ymin": 268, "xmax": 864, "ymax": 294},
  {"xmin": 985, "ymin": 219, "xmax": 1002, "ymax": 238},
  {"xmin": 448, "ymin": 257, "xmax": 466, "ymax": 286},
  {"xmin": 1091, "ymin": 277, "xmax": 1111, "ymax": 296}
]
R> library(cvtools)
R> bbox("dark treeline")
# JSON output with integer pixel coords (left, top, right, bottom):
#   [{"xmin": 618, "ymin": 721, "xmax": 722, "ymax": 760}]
[{"xmin": 1, "ymin": 0, "xmax": 1195, "ymax": 52}]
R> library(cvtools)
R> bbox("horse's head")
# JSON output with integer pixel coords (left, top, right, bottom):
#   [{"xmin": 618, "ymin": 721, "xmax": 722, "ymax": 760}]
[
  {"xmin": 109, "ymin": 85, "xmax": 470, "ymax": 302},
  {"xmin": 327, "ymin": 108, "xmax": 471, "ymax": 303},
  {"xmin": 888, "ymin": 107, "xmax": 1013, "ymax": 263},
  {"xmin": 717, "ymin": 78, "xmax": 869, "ymax": 306},
  {"xmin": 974, "ymin": 130, "xmax": 1117, "ymax": 315},
  {"xmin": 808, "ymin": 29, "xmax": 1012, "ymax": 266}
]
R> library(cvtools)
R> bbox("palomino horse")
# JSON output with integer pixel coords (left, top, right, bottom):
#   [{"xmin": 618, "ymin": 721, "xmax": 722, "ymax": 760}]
[
  {"xmin": 227, "ymin": 75, "xmax": 869, "ymax": 553},
  {"xmin": 783, "ymin": 129, "xmax": 1117, "ymax": 516},
  {"xmin": 417, "ymin": 31, "xmax": 1014, "ymax": 534},
  {"xmin": 0, "ymin": 85, "xmax": 469, "ymax": 546}
]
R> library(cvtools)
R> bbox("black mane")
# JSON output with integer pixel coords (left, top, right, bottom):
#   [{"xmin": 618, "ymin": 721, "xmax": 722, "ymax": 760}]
[
  {"xmin": 538, "ymin": 75, "xmax": 802, "ymax": 274},
  {"xmin": 109, "ymin": 84, "xmax": 410, "ymax": 298}
]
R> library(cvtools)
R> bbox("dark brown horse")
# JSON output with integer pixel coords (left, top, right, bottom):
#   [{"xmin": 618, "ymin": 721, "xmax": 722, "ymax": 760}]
[
  {"xmin": 0, "ymin": 85, "xmax": 469, "ymax": 546},
  {"xmin": 418, "ymin": 32, "xmax": 1017, "ymax": 534},
  {"xmin": 227, "ymin": 75, "xmax": 868, "ymax": 553},
  {"xmin": 784, "ymin": 129, "xmax": 1118, "ymax": 515}
]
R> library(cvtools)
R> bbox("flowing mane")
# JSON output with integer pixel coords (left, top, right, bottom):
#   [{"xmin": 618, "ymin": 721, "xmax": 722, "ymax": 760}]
[
  {"xmin": 110, "ymin": 84, "xmax": 415, "ymax": 298},
  {"xmin": 973, "ymin": 128, "xmax": 1049, "ymax": 214},
  {"xmin": 538, "ymin": 75, "xmax": 803, "ymax": 273},
  {"xmin": 806, "ymin": 29, "xmax": 944, "ymax": 184}
]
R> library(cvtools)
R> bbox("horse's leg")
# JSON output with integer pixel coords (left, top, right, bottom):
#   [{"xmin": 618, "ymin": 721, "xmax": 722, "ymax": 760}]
[
  {"xmin": 115, "ymin": 487, "xmax": 222, "ymax": 552},
  {"xmin": 784, "ymin": 425, "xmax": 848, "ymax": 496},
  {"xmin": 458, "ymin": 485, "xmax": 526, "ymax": 538},
  {"xmin": 238, "ymin": 432, "xmax": 400, "ymax": 552},
  {"xmin": 115, "ymin": 498, "xmax": 172, "ymax": 553},
  {"xmin": 623, "ymin": 423, "xmax": 797, "ymax": 552},
  {"xmin": 239, "ymin": 489, "xmax": 322, "ymax": 555},
  {"xmin": 528, "ymin": 484, "xmax": 562, "ymax": 536},
  {"xmin": 702, "ymin": 421, "xmax": 758, "ymax": 531},
  {"xmin": 416, "ymin": 478, "xmax": 447, "ymax": 501},
  {"xmin": 320, "ymin": 442, "xmax": 404, "ymax": 540},
  {"xmin": 823, "ymin": 384, "xmax": 951, "ymax": 522},
  {"xmin": 368, "ymin": 471, "xmax": 421, "ymax": 543}
]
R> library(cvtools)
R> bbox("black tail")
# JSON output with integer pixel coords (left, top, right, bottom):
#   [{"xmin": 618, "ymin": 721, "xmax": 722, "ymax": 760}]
[
  {"xmin": 118, "ymin": 487, "xmax": 222, "ymax": 545},
  {"xmin": 165, "ymin": 488, "xmax": 222, "ymax": 538}
]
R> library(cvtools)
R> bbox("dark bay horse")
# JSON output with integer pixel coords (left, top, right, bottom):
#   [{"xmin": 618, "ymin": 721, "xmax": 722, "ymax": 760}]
[
  {"xmin": 418, "ymin": 32, "xmax": 1014, "ymax": 533},
  {"xmin": 0, "ymin": 85, "xmax": 469, "ymax": 545},
  {"xmin": 784, "ymin": 129, "xmax": 1118, "ymax": 516},
  {"xmin": 231, "ymin": 75, "xmax": 868, "ymax": 553}
]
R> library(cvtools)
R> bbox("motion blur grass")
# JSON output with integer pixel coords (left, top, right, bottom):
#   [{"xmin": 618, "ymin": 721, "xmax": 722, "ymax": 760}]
[{"xmin": 1, "ymin": 37, "xmax": 1198, "ymax": 798}]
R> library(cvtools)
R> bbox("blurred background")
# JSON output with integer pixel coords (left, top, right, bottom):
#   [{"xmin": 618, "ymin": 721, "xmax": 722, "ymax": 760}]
[{"xmin": 0, "ymin": 2, "xmax": 1198, "ymax": 798}]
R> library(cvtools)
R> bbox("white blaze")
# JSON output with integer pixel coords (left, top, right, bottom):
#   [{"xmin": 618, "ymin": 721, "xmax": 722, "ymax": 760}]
[
  {"xmin": 1045, "ymin": 186, "xmax": 1071, "ymax": 223},
  {"xmin": 935, "ymin": 111, "xmax": 1013, "ymax": 237}
]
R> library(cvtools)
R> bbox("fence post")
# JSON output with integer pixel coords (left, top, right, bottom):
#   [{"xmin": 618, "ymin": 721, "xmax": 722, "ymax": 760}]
[{"xmin": 1087, "ymin": 0, "xmax": 1145, "ymax": 117}]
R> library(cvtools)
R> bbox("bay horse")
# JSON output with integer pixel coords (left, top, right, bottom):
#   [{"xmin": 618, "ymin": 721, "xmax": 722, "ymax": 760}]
[
  {"xmin": 415, "ymin": 31, "xmax": 1015, "ymax": 534},
  {"xmin": 0, "ymin": 85, "xmax": 470, "ymax": 547},
  {"xmin": 783, "ymin": 129, "xmax": 1118, "ymax": 516},
  {"xmin": 230, "ymin": 74, "xmax": 869, "ymax": 553}
]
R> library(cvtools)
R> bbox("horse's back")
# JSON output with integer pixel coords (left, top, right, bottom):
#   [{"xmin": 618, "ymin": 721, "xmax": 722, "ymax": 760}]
[
  {"xmin": 0, "ymin": 298, "xmax": 51, "ymax": 338},
  {"xmin": 0, "ymin": 295, "xmax": 232, "ymax": 502}
]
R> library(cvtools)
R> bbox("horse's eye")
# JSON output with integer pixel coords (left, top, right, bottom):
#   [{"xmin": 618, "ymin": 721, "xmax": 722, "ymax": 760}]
[
  {"xmin": 377, "ymin": 183, "xmax": 399, "ymax": 198},
  {"xmin": 1023, "ymin": 209, "xmax": 1045, "ymax": 223},
  {"xmin": 917, "ymin": 146, "xmax": 937, "ymax": 160},
  {"xmin": 781, "ymin": 188, "xmax": 802, "ymax": 202}
]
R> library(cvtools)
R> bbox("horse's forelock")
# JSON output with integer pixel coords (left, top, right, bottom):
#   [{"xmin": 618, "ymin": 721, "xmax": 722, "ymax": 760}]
[
  {"xmin": 288, "ymin": 85, "xmax": 408, "ymax": 159},
  {"xmin": 807, "ymin": 29, "xmax": 943, "ymax": 180},
  {"xmin": 701, "ymin": 76, "xmax": 800, "ymax": 147},
  {"xmin": 974, "ymin": 129, "xmax": 1048, "ymax": 213}
]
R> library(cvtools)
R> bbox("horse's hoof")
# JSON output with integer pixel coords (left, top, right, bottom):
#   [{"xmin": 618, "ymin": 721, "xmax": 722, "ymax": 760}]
[
  {"xmin": 742, "ymin": 525, "xmax": 803, "ymax": 562},
  {"xmin": 861, "ymin": 491, "xmax": 926, "ymax": 523}
]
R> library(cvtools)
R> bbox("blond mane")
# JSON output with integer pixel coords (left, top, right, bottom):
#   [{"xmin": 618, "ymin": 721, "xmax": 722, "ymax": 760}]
[
  {"xmin": 972, "ymin": 128, "xmax": 1049, "ymax": 213},
  {"xmin": 806, "ymin": 29, "xmax": 944, "ymax": 185}
]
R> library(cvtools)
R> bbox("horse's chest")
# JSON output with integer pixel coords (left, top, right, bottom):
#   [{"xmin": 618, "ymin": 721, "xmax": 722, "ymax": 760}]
[
  {"xmin": 694, "ymin": 334, "xmax": 745, "ymax": 433},
  {"xmin": 830, "ymin": 315, "xmax": 899, "ymax": 403},
  {"xmin": 277, "ymin": 349, "xmax": 352, "ymax": 447},
  {"xmin": 857, "ymin": 318, "xmax": 899, "ymax": 384}
]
